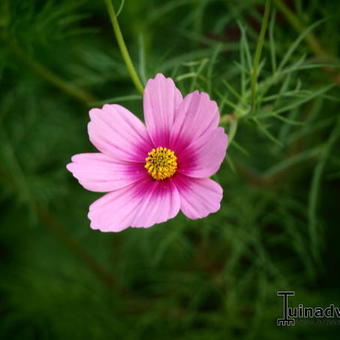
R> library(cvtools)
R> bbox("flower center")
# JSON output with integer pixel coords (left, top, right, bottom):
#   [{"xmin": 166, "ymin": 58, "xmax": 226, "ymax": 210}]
[{"xmin": 145, "ymin": 147, "xmax": 178, "ymax": 180}]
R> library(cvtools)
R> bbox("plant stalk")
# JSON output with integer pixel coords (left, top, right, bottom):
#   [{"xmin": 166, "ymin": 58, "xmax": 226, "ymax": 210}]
[{"xmin": 104, "ymin": 0, "xmax": 144, "ymax": 94}]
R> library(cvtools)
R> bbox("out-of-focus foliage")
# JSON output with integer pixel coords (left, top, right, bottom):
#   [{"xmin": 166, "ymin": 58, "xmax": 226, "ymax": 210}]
[{"xmin": 0, "ymin": 0, "xmax": 340, "ymax": 339}]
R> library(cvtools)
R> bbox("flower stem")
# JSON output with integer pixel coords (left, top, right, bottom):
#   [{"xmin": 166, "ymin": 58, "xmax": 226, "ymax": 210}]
[
  {"xmin": 0, "ymin": 132, "xmax": 119, "ymax": 291},
  {"xmin": 8, "ymin": 41, "xmax": 97, "ymax": 105},
  {"xmin": 104, "ymin": 0, "xmax": 144, "ymax": 94},
  {"xmin": 36, "ymin": 203, "xmax": 120, "ymax": 291}
]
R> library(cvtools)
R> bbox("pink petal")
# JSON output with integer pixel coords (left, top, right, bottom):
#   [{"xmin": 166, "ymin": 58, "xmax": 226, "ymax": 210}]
[
  {"xmin": 144, "ymin": 73, "xmax": 183, "ymax": 146},
  {"xmin": 88, "ymin": 104, "xmax": 153, "ymax": 162},
  {"xmin": 178, "ymin": 127, "xmax": 228, "ymax": 178},
  {"xmin": 88, "ymin": 185, "xmax": 139, "ymax": 232},
  {"xmin": 170, "ymin": 91, "xmax": 219, "ymax": 148},
  {"xmin": 131, "ymin": 179, "xmax": 180, "ymax": 228},
  {"xmin": 174, "ymin": 174, "xmax": 223, "ymax": 219},
  {"xmin": 66, "ymin": 153, "xmax": 145, "ymax": 192},
  {"xmin": 88, "ymin": 178, "xmax": 180, "ymax": 232}
]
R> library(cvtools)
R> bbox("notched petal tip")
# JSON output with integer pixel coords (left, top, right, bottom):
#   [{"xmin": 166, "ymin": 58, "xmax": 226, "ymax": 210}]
[
  {"xmin": 145, "ymin": 73, "xmax": 177, "ymax": 90},
  {"xmin": 88, "ymin": 104, "xmax": 118, "ymax": 121},
  {"xmin": 154, "ymin": 73, "xmax": 166, "ymax": 80},
  {"xmin": 88, "ymin": 107, "xmax": 101, "ymax": 121},
  {"xmin": 65, "ymin": 162, "xmax": 73, "ymax": 173},
  {"xmin": 89, "ymin": 220, "xmax": 128, "ymax": 233}
]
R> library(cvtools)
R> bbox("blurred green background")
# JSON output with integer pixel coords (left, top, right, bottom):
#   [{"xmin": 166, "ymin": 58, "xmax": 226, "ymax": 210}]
[{"xmin": 1, "ymin": 0, "xmax": 340, "ymax": 339}]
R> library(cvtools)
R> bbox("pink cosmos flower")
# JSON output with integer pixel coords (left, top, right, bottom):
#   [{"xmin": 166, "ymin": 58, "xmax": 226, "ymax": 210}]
[{"xmin": 67, "ymin": 74, "xmax": 228, "ymax": 232}]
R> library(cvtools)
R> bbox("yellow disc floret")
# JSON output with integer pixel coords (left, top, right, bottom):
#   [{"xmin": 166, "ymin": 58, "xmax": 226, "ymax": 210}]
[{"xmin": 145, "ymin": 147, "xmax": 178, "ymax": 180}]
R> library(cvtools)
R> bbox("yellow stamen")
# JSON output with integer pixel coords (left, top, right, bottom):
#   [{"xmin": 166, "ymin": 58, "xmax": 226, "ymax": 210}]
[{"xmin": 145, "ymin": 147, "xmax": 177, "ymax": 180}]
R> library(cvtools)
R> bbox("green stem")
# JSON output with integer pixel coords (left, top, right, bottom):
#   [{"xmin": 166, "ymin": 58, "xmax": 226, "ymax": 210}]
[
  {"xmin": 104, "ymin": 0, "xmax": 144, "ymax": 94},
  {"xmin": 36, "ymin": 203, "xmax": 120, "ymax": 291},
  {"xmin": 9, "ymin": 41, "xmax": 97, "ymax": 105},
  {"xmin": 0, "ymin": 128, "xmax": 119, "ymax": 291},
  {"xmin": 251, "ymin": 0, "xmax": 271, "ymax": 112}
]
